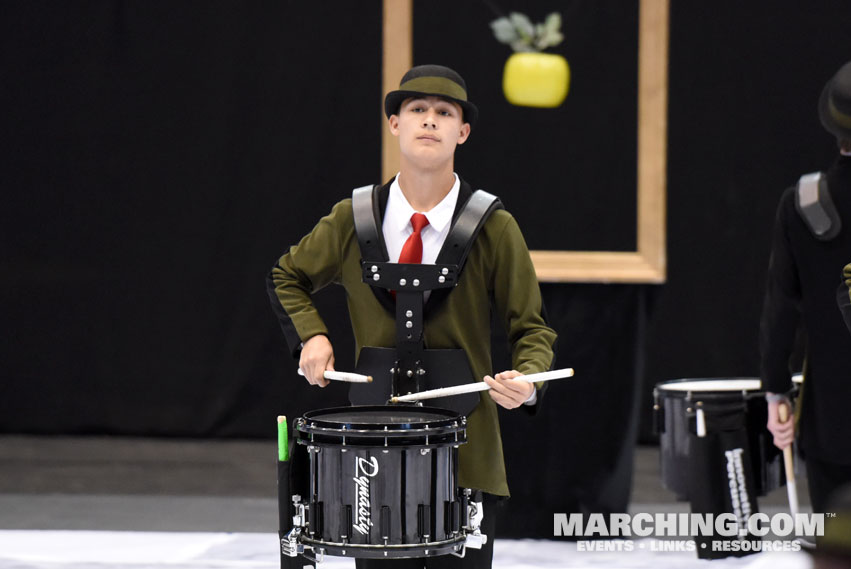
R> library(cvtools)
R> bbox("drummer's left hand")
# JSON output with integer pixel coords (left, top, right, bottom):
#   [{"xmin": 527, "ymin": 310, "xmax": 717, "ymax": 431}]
[{"xmin": 484, "ymin": 370, "xmax": 534, "ymax": 410}]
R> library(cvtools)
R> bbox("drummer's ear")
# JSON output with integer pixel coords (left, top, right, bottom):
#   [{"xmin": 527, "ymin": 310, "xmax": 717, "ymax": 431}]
[{"xmin": 388, "ymin": 114, "xmax": 400, "ymax": 136}]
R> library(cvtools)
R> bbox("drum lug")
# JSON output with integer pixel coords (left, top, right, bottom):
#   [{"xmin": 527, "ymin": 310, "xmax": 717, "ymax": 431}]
[
  {"xmin": 280, "ymin": 527, "xmax": 304, "ymax": 557},
  {"xmin": 291, "ymin": 495, "xmax": 307, "ymax": 528},
  {"xmin": 652, "ymin": 402, "xmax": 665, "ymax": 435}
]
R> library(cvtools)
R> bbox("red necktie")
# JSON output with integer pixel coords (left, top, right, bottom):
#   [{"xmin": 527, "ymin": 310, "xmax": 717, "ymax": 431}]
[{"xmin": 398, "ymin": 213, "xmax": 430, "ymax": 264}]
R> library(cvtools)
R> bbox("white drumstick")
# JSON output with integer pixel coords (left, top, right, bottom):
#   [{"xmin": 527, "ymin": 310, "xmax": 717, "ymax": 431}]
[
  {"xmin": 297, "ymin": 369, "xmax": 373, "ymax": 383},
  {"xmin": 390, "ymin": 368, "xmax": 574, "ymax": 403}
]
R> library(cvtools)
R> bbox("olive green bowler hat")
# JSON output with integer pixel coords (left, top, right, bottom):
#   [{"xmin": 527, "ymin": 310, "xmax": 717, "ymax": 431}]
[
  {"xmin": 384, "ymin": 64, "xmax": 478, "ymax": 127},
  {"xmin": 819, "ymin": 60, "xmax": 851, "ymax": 140}
]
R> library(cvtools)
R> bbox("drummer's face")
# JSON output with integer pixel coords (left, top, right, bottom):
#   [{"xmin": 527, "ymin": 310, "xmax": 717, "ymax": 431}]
[{"xmin": 389, "ymin": 96, "xmax": 470, "ymax": 168}]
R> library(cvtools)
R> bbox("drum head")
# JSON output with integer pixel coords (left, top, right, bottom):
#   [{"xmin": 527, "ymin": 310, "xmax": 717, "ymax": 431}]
[
  {"xmin": 304, "ymin": 406, "xmax": 460, "ymax": 428},
  {"xmin": 303, "ymin": 405, "xmax": 460, "ymax": 429},
  {"xmin": 656, "ymin": 378, "xmax": 762, "ymax": 394}
]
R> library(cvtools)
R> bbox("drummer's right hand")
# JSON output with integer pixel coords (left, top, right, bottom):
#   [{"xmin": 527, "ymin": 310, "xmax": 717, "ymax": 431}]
[
  {"xmin": 300, "ymin": 335, "xmax": 334, "ymax": 388},
  {"xmin": 766, "ymin": 395, "xmax": 795, "ymax": 450}
]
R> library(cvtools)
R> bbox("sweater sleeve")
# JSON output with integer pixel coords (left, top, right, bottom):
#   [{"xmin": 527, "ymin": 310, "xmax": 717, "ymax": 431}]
[
  {"xmin": 490, "ymin": 213, "xmax": 557, "ymax": 392},
  {"xmin": 759, "ymin": 189, "xmax": 802, "ymax": 394},
  {"xmin": 266, "ymin": 200, "xmax": 350, "ymax": 357}
]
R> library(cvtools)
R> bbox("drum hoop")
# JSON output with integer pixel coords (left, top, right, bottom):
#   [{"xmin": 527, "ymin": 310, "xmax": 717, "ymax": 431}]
[
  {"xmin": 294, "ymin": 425, "xmax": 466, "ymax": 448},
  {"xmin": 655, "ymin": 378, "xmax": 763, "ymax": 397},
  {"xmin": 299, "ymin": 534, "xmax": 466, "ymax": 552},
  {"xmin": 299, "ymin": 405, "xmax": 464, "ymax": 432},
  {"xmin": 297, "ymin": 424, "xmax": 462, "ymax": 436},
  {"xmin": 301, "ymin": 536, "xmax": 465, "ymax": 548},
  {"xmin": 296, "ymin": 405, "xmax": 466, "ymax": 447}
]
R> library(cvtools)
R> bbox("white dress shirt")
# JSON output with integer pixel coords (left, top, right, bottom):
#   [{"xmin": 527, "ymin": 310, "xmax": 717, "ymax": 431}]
[
  {"xmin": 381, "ymin": 173, "xmax": 537, "ymax": 406},
  {"xmin": 382, "ymin": 173, "xmax": 459, "ymax": 265}
]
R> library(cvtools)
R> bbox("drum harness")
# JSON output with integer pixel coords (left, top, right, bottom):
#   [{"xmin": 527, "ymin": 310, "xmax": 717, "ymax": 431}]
[{"xmin": 350, "ymin": 183, "xmax": 503, "ymax": 416}]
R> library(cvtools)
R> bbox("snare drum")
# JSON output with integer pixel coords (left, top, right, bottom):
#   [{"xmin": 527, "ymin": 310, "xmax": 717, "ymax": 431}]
[
  {"xmin": 290, "ymin": 405, "xmax": 470, "ymax": 559},
  {"xmin": 653, "ymin": 378, "xmax": 783, "ymax": 500}
]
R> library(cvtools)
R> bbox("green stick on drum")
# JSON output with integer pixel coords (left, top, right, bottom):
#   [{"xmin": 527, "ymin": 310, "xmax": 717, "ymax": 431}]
[{"xmin": 277, "ymin": 415, "xmax": 289, "ymax": 462}]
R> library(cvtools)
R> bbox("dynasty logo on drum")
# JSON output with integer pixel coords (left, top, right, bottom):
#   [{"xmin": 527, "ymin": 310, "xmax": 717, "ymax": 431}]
[{"xmin": 353, "ymin": 456, "xmax": 379, "ymax": 536}]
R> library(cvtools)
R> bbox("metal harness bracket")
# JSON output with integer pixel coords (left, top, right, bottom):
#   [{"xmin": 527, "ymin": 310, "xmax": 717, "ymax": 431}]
[{"xmin": 796, "ymin": 171, "xmax": 842, "ymax": 241}]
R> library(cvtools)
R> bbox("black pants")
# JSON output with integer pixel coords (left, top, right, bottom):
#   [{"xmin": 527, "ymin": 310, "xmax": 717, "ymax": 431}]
[
  {"xmin": 805, "ymin": 456, "xmax": 851, "ymax": 514},
  {"xmin": 354, "ymin": 494, "xmax": 500, "ymax": 569}
]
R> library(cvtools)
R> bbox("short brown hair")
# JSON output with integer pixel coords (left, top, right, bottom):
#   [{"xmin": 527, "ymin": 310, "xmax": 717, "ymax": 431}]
[{"xmin": 840, "ymin": 138, "xmax": 851, "ymax": 153}]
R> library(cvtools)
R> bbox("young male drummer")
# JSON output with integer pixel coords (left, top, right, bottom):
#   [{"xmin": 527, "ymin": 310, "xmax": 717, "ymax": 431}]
[{"xmin": 268, "ymin": 64, "xmax": 557, "ymax": 568}]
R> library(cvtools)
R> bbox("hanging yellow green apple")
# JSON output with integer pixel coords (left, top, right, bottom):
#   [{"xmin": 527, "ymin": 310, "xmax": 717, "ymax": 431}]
[{"xmin": 490, "ymin": 12, "xmax": 570, "ymax": 108}]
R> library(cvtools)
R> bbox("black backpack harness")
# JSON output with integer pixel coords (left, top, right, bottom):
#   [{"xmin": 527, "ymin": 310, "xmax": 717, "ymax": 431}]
[{"xmin": 350, "ymin": 184, "xmax": 502, "ymax": 414}]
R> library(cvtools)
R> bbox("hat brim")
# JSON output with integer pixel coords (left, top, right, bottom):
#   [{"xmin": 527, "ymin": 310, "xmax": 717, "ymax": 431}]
[
  {"xmin": 384, "ymin": 90, "xmax": 478, "ymax": 128},
  {"xmin": 819, "ymin": 78, "xmax": 851, "ymax": 140}
]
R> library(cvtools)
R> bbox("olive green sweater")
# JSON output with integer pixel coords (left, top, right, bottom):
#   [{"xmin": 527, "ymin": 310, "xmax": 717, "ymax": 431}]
[
  {"xmin": 841, "ymin": 263, "xmax": 851, "ymax": 334},
  {"xmin": 268, "ymin": 182, "xmax": 556, "ymax": 495}
]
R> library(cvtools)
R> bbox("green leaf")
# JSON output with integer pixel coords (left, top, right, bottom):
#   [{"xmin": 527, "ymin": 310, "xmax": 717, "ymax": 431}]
[
  {"xmin": 509, "ymin": 12, "xmax": 535, "ymax": 42},
  {"xmin": 535, "ymin": 29, "xmax": 564, "ymax": 50},
  {"xmin": 490, "ymin": 17, "xmax": 519, "ymax": 44},
  {"xmin": 544, "ymin": 12, "xmax": 562, "ymax": 35},
  {"xmin": 493, "ymin": 10, "xmax": 564, "ymax": 52}
]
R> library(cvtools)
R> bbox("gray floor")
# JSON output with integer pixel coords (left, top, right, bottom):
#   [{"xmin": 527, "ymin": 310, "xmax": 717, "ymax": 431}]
[{"xmin": 0, "ymin": 435, "xmax": 809, "ymax": 532}]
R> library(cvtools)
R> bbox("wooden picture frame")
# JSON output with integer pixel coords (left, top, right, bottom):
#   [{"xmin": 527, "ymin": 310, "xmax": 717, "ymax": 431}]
[{"xmin": 382, "ymin": 0, "xmax": 668, "ymax": 284}]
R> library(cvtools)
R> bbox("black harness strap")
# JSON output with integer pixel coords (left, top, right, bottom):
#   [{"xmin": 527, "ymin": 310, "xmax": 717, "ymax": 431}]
[
  {"xmin": 353, "ymin": 185, "xmax": 503, "ymax": 281},
  {"xmin": 352, "ymin": 184, "xmax": 386, "ymax": 262},
  {"xmin": 436, "ymin": 190, "xmax": 503, "ymax": 269}
]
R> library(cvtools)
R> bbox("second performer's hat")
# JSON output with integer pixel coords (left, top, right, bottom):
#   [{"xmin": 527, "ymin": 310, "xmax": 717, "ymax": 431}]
[
  {"xmin": 819, "ymin": 61, "xmax": 851, "ymax": 140},
  {"xmin": 384, "ymin": 64, "xmax": 478, "ymax": 128}
]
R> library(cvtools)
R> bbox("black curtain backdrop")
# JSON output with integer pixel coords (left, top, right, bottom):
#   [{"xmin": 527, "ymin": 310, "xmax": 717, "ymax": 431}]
[{"xmin": 2, "ymin": 0, "xmax": 850, "ymax": 539}]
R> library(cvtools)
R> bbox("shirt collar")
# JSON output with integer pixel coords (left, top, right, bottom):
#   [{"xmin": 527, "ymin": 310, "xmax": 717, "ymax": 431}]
[{"xmin": 387, "ymin": 173, "xmax": 460, "ymax": 234}]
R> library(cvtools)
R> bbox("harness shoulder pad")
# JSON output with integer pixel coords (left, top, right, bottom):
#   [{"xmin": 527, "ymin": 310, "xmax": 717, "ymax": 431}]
[
  {"xmin": 352, "ymin": 184, "xmax": 385, "ymax": 262},
  {"xmin": 795, "ymin": 172, "xmax": 842, "ymax": 241},
  {"xmin": 436, "ymin": 189, "xmax": 504, "ymax": 270}
]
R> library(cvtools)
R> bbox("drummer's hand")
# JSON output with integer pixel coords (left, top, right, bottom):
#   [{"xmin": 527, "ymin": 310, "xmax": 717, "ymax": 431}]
[
  {"xmin": 484, "ymin": 370, "xmax": 534, "ymax": 410},
  {"xmin": 299, "ymin": 335, "xmax": 334, "ymax": 388},
  {"xmin": 766, "ymin": 395, "xmax": 795, "ymax": 450}
]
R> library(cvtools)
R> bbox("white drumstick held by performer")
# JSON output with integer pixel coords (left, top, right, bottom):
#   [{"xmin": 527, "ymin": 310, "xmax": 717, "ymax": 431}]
[
  {"xmin": 390, "ymin": 368, "xmax": 574, "ymax": 403},
  {"xmin": 297, "ymin": 369, "xmax": 373, "ymax": 383}
]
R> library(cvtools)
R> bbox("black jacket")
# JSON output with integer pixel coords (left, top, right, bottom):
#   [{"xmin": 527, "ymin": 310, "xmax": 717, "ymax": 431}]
[{"xmin": 760, "ymin": 155, "xmax": 851, "ymax": 462}]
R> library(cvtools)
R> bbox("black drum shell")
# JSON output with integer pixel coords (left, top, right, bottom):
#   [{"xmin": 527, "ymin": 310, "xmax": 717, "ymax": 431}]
[
  {"xmin": 653, "ymin": 378, "xmax": 783, "ymax": 500},
  {"xmin": 294, "ymin": 406, "xmax": 468, "ymax": 558}
]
